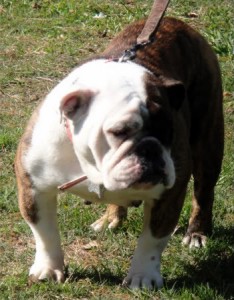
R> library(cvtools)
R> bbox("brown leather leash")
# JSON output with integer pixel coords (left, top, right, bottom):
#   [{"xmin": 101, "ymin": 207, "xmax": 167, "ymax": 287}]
[
  {"xmin": 58, "ymin": 0, "xmax": 171, "ymax": 192},
  {"xmin": 119, "ymin": 0, "xmax": 171, "ymax": 62},
  {"xmin": 137, "ymin": 0, "xmax": 171, "ymax": 44}
]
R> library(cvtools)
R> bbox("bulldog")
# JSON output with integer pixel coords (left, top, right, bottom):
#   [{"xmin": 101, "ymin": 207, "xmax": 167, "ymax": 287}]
[{"xmin": 15, "ymin": 17, "xmax": 224, "ymax": 289}]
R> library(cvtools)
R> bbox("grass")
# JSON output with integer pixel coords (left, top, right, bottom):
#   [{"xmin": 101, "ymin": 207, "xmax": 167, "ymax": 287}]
[{"xmin": 0, "ymin": 0, "xmax": 233, "ymax": 299}]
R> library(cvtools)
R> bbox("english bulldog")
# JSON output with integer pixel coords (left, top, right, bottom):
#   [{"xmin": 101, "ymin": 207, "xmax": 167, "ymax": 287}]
[{"xmin": 15, "ymin": 17, "xmax": 224, "ymax": 289}]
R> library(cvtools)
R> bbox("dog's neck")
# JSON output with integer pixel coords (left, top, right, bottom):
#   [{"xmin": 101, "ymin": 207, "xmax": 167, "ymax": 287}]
[{"xmin": 58, "ymin": 118, "xmax": 105, "ymax": 198}]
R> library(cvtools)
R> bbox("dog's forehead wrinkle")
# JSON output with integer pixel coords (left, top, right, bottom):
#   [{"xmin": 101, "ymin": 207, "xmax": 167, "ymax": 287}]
[{"xmin": 104, "ymin": 106, "xmax": 144, "ymax": 133}]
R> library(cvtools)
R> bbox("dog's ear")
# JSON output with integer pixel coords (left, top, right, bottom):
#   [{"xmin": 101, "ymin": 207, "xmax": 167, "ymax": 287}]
[
  {"xmin": 160, "ymin": 77, "xmax": 185, "ymax": 110},
  {"xmin": 60, "ymin": 90, "xmax": 95, "ymax": 119}
]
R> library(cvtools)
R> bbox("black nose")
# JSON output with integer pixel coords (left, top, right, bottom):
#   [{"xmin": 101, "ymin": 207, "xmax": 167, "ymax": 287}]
[{"xmin": 134, "ymin": 138, "xmax": 166, "ymax": 185}]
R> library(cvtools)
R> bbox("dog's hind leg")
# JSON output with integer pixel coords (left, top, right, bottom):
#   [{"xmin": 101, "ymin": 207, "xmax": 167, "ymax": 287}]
[
  {"xmin": 91, "ymin": 204, "xmax": 127, "ymax": 232},
  {"xmin": 183, "ymin": 144, "xmax": 223, "ymax": 247},
  {"xmin": 183, "ymin": 95, "xmax": 224, "ymax": 248}
]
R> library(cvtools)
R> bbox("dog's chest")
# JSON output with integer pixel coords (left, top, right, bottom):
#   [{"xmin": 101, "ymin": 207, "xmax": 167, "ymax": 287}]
[{"xmin": 68, "ymin": 180, "xmax": 162, "ymax": 207}]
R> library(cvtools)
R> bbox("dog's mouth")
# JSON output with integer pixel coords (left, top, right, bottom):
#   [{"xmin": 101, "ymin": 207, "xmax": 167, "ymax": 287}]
[{"xmin": 102, "ymin": 137, "xmax": 173, "ymax": 191}]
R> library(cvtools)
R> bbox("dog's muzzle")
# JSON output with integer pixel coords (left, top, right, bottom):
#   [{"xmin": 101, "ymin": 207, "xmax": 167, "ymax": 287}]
[{"xmin": 132, "ymin": 137, "xmax": 167, "ymax": 187}]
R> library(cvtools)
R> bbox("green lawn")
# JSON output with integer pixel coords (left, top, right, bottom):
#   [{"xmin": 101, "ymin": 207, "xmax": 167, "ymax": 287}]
[{"xmin": 0, "ymin": 0, "xmax": 233, "ymax": 299}]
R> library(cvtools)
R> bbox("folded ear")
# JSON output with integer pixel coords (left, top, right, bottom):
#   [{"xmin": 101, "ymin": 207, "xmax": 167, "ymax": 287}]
[
  {"xmin": 160, "ymin": 77, "xmax": 185, "ymax": 110},
  {"xmin": 60, "ymin": 90, "xmax": 95, "ymax": 119}
]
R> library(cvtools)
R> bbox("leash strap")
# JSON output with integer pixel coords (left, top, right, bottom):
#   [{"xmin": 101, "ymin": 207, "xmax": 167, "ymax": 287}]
[
  {"xmin": 137, "ymin": 0, "xmax": 170, "ymax": 44},
  {"xmin": 58, "ymin": 175, "xmax": 88, "ymax": 191},
  {"xmin": 119, "ymin": 0, "xmax": 170, "ymax": 62}
]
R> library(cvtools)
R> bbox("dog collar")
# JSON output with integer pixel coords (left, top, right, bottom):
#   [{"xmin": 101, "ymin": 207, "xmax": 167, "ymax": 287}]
[
  {"xmin": 58, "ymin": 176, "xmax": 105, "ymax": 199},
  {"xmin": 58, "ymin": 175, "xmax": 87, "ymax": 191}
]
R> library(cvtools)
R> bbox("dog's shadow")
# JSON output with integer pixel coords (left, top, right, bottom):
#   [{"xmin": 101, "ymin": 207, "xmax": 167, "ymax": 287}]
[
  {"xmin": 66, "ymin": 226, "xmax": 234, "ymax": 297},
  {"xmin": 65, "ymin": 267, "xmax": 122, "ymax": 286},
  {"xmin": 165, "ymin": 226, "xmax": 234, "ymax": 298}
]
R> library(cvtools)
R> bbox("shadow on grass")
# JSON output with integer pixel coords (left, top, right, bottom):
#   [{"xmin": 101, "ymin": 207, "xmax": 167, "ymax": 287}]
[
  {"xmin": 165, "ymin": 226, "xmax": 234, "ymax": 299},
  {"xmin": 65, "ymin": 267, "xmax": 122, "ymax": 286},
  {"xmin": 66, "ymin": 226, "xmax": 234, "ymax": 297}
]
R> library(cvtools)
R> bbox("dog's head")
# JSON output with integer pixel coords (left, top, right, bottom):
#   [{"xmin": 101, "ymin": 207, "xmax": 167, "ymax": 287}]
[{"xmin": 60, "ymin": 60, "xmax": 184, "ymax": 195}]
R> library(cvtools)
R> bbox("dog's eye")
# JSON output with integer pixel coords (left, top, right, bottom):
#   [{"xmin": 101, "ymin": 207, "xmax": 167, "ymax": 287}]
[
  {"xmin": 111, "ymin": 127, "xmax": 130, "ymax": 138},
  {"xmin": 108, "ymin": 120, "xmax": 141, "ymax": 140}
]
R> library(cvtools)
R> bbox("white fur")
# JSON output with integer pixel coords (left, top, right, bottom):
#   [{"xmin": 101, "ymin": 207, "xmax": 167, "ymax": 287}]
[
  {"xmin": 124, "ymin": 232, "xmax": 170, "ymax": 289},
  {"xmin": 25, "ymin": 60, "xmax": 147, "ymax": 187}
]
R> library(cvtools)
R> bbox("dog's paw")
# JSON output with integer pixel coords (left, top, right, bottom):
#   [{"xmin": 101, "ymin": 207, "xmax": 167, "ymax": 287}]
[
  {"xmin": 182, "ymin": 233, "xmax": 207, "ymax": 248},
  {"xmin": 29, "ymin": 263, "xmax": 64, "ymax": 283},
  {"xmin": 90, "ymin": 216, "xmax": 108, "ymax": 232},
  {"xmin": 122, "ymin": 270, "xmax": 163, "ymax": 289},
  {"xmin": 122, "ymin": 231, "xmax": 169, "ymax": 289},
  {"xmin": 123, "ymin": 253, "xmax": 163, "ymax": 290},
  {"xmin": 91, "ymin": 205, "xmax": 127, "ymax": 232},
  {"xmin": 91, "ymin": 214, "xmax": 122, "ymax": 232}
]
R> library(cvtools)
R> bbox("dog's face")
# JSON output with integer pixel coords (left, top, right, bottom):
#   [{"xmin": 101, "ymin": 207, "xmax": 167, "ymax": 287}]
[{"xmin": 60, "ymin": 60, "xmax": 184, "ymax": 194}]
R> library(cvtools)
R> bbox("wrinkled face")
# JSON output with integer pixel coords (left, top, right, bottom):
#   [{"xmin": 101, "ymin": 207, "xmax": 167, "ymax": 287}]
[{"xmin": 61, "ymin": 60, "xmax": 184, "ymax": 194}]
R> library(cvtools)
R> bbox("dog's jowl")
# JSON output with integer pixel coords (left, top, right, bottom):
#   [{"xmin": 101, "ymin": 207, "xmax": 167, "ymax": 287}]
[{"xmin": 15, "ymin": 17, "xmax": 224, "ymax": 289}]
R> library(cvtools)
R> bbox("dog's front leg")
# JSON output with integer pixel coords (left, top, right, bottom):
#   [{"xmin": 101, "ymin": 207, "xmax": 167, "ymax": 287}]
[
  {"xmin": 123, "ymin": 200, "xmax": 170, "ymax": 289},
  {"xmin": 20, "ymin": 188, "xmax": 64, "ymax": 283}
]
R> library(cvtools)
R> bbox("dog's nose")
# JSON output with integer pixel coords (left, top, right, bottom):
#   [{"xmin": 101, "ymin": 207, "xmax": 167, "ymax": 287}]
[{"xmin": 134, "ymin": 138, "xmax": 166, "ymax": 185}]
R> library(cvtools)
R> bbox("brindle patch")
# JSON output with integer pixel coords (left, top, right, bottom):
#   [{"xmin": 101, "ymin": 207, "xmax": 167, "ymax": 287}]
[
  {"xmin": 15, "ymin": 150, "xmax": 38, "ymax": 224},
  {"xmin": 15, "ymin": 108, "xmax": 40, "ymax": 224}
]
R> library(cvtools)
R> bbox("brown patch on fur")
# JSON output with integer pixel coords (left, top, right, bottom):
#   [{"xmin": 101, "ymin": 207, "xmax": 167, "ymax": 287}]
[
  {"xmin": 102, "ymin": 20, "xmax": 146, "ymax": 58},
  {"xmin": 186, "ymin": 185, "xmax": 214, "ymax": 236},
  {"xmin": 149, "ymin": 109, "xmax": 192, "ymax": 238},
  {"xmin": 15, "ymin": 108, "xmax": 40, "ymax": 224},
  {"xmin": 150, "ymin": 188, "xmax": 187, "ymax": 238}
]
